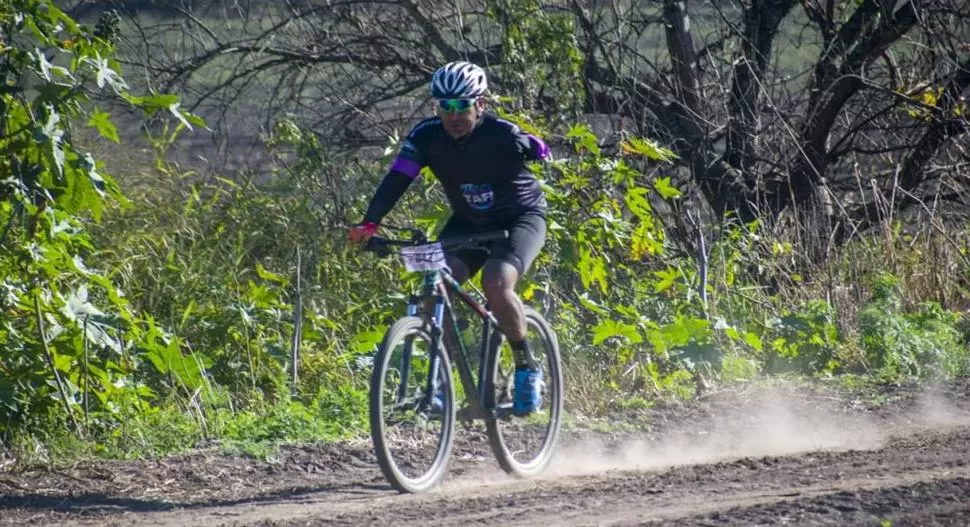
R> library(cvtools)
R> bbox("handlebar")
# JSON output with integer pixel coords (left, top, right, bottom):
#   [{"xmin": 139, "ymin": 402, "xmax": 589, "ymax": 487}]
[{"xmin": 364, "ymin": 230, "xmax": 509, "ymax": 257}]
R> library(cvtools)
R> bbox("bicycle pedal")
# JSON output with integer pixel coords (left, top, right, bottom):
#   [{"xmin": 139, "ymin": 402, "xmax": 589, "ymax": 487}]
[{"xmin": 492, "ymin": 402, "xmax": 514, "ymax": 421}]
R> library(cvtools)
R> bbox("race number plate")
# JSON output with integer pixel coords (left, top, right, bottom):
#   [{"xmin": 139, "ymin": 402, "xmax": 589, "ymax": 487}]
[{"xmin": 400, "ymin": 243, "xmax": 447, "ymax": 272}]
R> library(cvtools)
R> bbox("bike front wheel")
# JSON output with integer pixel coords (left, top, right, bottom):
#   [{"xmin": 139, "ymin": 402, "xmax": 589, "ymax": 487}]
[
  {"xmin": 484, "ymin": 307, "xmax": 563, "ymax": 478},
  {"xmin": 370, "ymin": 316, "xmax": 456, "ymax": 493}
]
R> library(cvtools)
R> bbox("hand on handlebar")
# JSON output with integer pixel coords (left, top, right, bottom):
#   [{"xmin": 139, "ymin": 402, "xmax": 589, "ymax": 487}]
[{"xmin": 348, "ymin": 221, "xmax": 378, "ymax": 245}]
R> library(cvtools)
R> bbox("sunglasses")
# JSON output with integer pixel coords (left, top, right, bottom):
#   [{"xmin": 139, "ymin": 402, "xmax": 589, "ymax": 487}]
[{"xmin": 436, "ymin": 98, "xmax": 476, "ymax": 114}]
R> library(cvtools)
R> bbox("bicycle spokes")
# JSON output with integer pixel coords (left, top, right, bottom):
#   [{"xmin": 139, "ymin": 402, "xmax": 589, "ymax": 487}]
[
  {"xmin": 370, "ymin": 318, "xmax": 455, "ymax": 492},
  {"xmin": 485, "ymin": 308, "xmax": 563, "ymax": 477}
]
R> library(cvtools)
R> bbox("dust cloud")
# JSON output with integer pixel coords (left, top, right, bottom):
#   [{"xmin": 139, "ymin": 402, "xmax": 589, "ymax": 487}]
[
  {"xmin": 912, "ymin": 381, "xmax": 970, "ymax": 428},
  {"xmin": 442, "ymin": 382, "xmax": 969, "ymax": 490},
  {"xmin": 546, "ymin": 386, "xmax": 890, "ymax": 478}
]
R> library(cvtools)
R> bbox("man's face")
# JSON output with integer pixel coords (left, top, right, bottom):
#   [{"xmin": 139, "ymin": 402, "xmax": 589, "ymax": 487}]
[{"xmin": 436, "ymin": 97, "xmax": 484, "ymax": 139}]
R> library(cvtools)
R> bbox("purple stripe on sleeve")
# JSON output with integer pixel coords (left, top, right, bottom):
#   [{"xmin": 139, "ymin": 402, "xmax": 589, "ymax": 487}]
[
  {"xmin": 527, "ymin": 134, "xmax": 550, "ymax": 160},
  {"xmin": 390, "ymin": 157, "xmax": 422, "ymax": 179}
]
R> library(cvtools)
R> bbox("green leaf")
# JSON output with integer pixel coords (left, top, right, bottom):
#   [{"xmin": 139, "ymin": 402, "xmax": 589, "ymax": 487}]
[
  {"xmin": 33, "ymin": 48, "xmax": 72, "ymax": 82},
  {"xmin": 744, "ymin": 331, "xmax": 764, "ymax": 352},
  {"xmin": 168, "ymin": 102, "xmax": 194, "ymax": 130},
  {"xmin": 182, "ymin": 111, "xmax": 208, "ymax": 130},
  {"xmin": 48, "ymin": 4, "xmax": 81, "ymax": 34},
  {"xmin": 577, "ymin": 293, "xmax": 609, "ymax": 316},
  {"xmin": 350, "ymin": 327, "xmax": 387, "ymax": 355},
  {"xmin": 33, "ymin": 82, "xmax": 73, "ymax": 108},
  {"xmin": 659, "ymin": 321, "xmax": 689, "ymax": 348},
  {"xmin": 592, "ymin": 319, "xmax": 643, "ymax": 345},
  {"xmin": 521, "ymin": 281, "xmax": 538, "ymax": 301},
  {"xmin": 85, "ymin": 53, "xmax": 129, "ymax": 93},
  {"xmin": 653, "ymin": 267, "xmax": 679, "ymax": 293},
  {"xmin": 577, "ymin": 247, "xmax": 609, "ymax": 294},
  {"xmin": 53, "ymin": 352, "xmax": 73, "ymax": 373},
  {"xmin": 143, "ymin": 93, "xmax": 179, "ymax": 112},
  {"xmin": 565, "ymin": 123, "xmax": 601, "ymax": 155},
  {"xmin": 123, "ymin": 92, "xmax": 179, "ymax": 115},
  {"xmin": 624, "ymin": 186, "xmax": 652, "ymax": 219},
  {"xmin": 246, "ymin": 280, "xmax": 281, "ymax": 308},
  {"xmin": 179, "ymin": 300, "xmax": 197, "ymax": 330},
  {"xmin": 87, "ymin": 107, "xmax": 119, "ymax": 143},
  {"xmin": 39, "ymin": 106, "xmax": 65, "ymax": 175},
  {"xmin": 256, "ymin": 263, "xmax": 288, "ymax": 285},
  {"xmin": 620, "ymin": 136, "xmax": 679, "ymax": 162},
  {"xmin": 653, "ymin": 177, "xmax": 682, "ymax": 199},
  {"xmin": 631, "ymin": 222, "xmax": 662, "ymax": 260},
  {"xmin": 679, "ymin": 316, "xmax": 712, "ymax": 341}
]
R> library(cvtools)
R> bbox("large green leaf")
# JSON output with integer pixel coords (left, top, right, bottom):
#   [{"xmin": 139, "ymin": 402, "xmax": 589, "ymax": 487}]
[
  {"xmin": 577, "ymin": 247, "xmax": 609, "ymax": 294},
  {"xmin": 350, "ymin": 327, "xmax": 387, "ymax": 356},
  {"xmin": 592, "ymin": 319, "xmax": 643, "ymax": 345},
  {"xmin": 631, "ymin": 222, "xmax": 663, "ymax": 260},
  {"xmin": 565, "ymin": 123, "xmax": 600, "ymax": 155},
  {"xmin": 87, "ymin": 107, "xmax": 119, "ymax": 143},
  {"xmin": 256, "ymin": 263, "xmax": 288, "ymax": 285},
  {"xmin": 84, "ymin": 53, "xmax": 129, "ymax": 93},
  {"xmin": 620, "ymin": 136, "xmax": 679, "ymax": 162},
  {"xmin": 624, "ymin": 186, "xmax": 652, "ymax": 220},
  {"xmin": 653, "ymin": 177, "xmax": 682, "ymax": 199}
]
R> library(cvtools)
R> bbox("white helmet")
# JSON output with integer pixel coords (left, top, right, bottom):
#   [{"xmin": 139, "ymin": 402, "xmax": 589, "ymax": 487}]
[{"xmin": 430, "ymin": 61, "xmax": 488, "ymax": 98}]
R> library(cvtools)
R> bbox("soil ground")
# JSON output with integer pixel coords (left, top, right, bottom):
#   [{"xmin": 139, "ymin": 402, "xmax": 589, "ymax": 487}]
[{"xmin": 3, "ymin": 379, "xmax": 969, "ymax": 526}]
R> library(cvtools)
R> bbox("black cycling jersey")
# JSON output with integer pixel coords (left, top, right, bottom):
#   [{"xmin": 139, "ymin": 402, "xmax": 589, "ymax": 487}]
[{"xmin": 362, "ymin": 113, "xmax": 549, "ymax": 226}]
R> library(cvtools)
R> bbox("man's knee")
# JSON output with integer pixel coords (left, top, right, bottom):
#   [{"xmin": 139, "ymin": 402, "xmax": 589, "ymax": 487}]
[{"xmin": 481, "ymin": 259, "xmax": 519, "ymax": 299}]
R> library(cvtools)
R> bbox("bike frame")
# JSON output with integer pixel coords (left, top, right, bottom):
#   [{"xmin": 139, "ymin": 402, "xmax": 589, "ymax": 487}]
[{"xmin": 404, "ymin": 265, "xmax": 504, "ymax": 421}]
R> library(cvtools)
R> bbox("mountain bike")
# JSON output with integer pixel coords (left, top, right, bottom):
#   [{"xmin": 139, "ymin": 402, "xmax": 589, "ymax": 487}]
[{"xmin": 364, "ymin": 227, "xmax": 563, "ymax": 493}]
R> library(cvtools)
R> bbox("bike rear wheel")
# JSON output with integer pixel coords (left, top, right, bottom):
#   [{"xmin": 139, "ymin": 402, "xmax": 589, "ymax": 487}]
[
  {"xmin": 370, "ymin": 316, "xmax": 456, "ymax": 493},
  {"xmin": 484, "ymin": 307, "xmax": 563, "ymax": 477}
]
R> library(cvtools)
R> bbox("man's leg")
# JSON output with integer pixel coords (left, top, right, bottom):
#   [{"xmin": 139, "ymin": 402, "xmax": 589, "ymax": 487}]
[
  {"xmin": 481, "ymin": 259, "xmax": 528, "ymax": 344},
  {"xmin": 480, "ymin": 212, "xmax": 546, "ymax": 415},
  {"xmin": 436, "ymin": 214, "xmax": 485, "ymax": 285},
  {"xmin": 480, "ymin": 211, "xmax": 546, "ymax": 342}
]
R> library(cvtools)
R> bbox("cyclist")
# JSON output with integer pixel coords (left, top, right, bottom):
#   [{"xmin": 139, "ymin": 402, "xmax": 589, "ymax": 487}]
[{"xmin": 349, "ymin": 60, "xmax": 551, "ymax": 416}]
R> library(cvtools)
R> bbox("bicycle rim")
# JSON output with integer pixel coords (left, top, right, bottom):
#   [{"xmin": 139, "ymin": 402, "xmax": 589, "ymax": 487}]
[
  {"xmin": 370, "ymin": 316, "xmax": 456, "ymax": 493},
  {"xmin": 485, "ymin": 308, "xmax": 563, "ymax": 477}
]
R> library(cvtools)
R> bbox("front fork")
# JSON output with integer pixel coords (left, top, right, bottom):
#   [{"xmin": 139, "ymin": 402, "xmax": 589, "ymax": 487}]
[
  {"xmin": 398, "ymin": 274, "xmax": 502, "ymax": 420},
  {"xmin": 397, "ymin": 298, "xmax": 446, "ymax": 407},
  {"xmin": 425, "ymin": 284, "xmax": 497, "ymax": 419}
]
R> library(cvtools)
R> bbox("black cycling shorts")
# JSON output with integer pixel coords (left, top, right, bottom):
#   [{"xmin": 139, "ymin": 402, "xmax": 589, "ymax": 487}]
[{"xmin": 438, "ymin": 210, "xmax": 546, "ymax": 277}]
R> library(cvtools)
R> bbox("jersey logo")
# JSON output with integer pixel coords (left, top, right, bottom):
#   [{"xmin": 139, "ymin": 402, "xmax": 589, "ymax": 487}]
[{"xmin": 461, "ymin": 183, "xmax": 495, "ymax": 210}]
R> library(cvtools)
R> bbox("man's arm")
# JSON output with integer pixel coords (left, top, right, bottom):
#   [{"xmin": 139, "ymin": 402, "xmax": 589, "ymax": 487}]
[
  {"xmin": 499, "ymin": 118, "xmax": 550, "ymax": 161},
  {"xmin": 361, "ymin": 138, "xmax": 426, "ymax": 225},
  {"xmin": 362, "ymin": 171, "xmax": 414, "ymax": 225},
  {"xmin": 523, "ymin": 133, "xmax": 550, "ymax": 161}
]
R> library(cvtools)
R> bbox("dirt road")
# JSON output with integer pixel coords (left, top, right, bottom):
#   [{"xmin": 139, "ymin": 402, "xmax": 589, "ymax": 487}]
[{"xmin": 3, "ymin": 382, "xmax": 969, "ymax": 526}]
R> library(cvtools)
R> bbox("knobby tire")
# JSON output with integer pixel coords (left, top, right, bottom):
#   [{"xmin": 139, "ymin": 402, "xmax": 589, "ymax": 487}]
[{"xmin": 369, "ymin": 316, "xmax": 456, "ymax": 493}]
